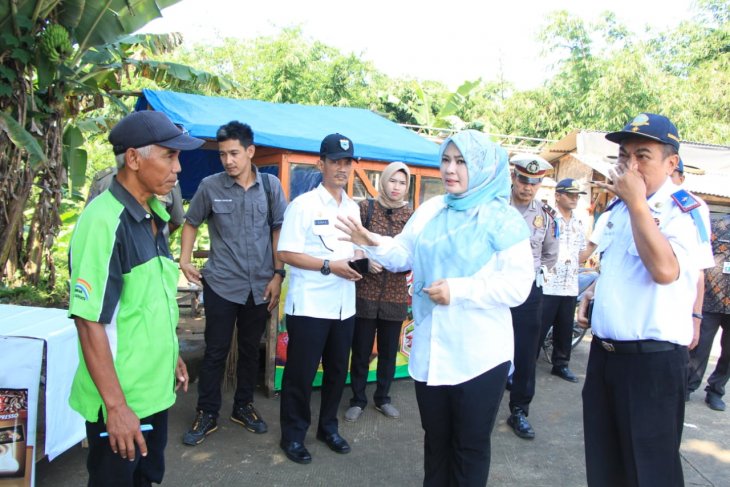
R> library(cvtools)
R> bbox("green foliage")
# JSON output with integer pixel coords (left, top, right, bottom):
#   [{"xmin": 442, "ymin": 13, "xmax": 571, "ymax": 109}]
[
  {"xmin": 0, "ymin": 284, "xmax": 68, "ymax": 307},
  {"xmin": 165, "ymin": 28, "xmax": 380, "ymax": 107},
  {"xmin": 0, "ymin": 111, "xmax": 48, "ymax": 168}
]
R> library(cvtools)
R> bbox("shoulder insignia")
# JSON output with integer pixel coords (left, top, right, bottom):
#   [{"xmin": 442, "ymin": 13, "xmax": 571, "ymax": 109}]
[
  {"xmin": 671, "ymin": 189, "xmax": 709, "ymax": 242},
  {"xmin": 542, "ymin": 202, "xmax": 557, "ymax": 220},
  {"xmin": 670, "ymin": 189, "xmax": 701, "ymax": 213}
]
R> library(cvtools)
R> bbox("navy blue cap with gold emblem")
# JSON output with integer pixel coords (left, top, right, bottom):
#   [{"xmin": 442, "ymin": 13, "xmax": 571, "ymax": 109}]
[
  {"xmin": 556, "ymin": 178, "xmax": 587, "ymax": 195},
  {"xmin": 510, "ymin": 153, "xmax": 552, "ymax": 184},
  {"xmin": 605, "ymin": 113, "xmax": 680, "ymax": 150}
]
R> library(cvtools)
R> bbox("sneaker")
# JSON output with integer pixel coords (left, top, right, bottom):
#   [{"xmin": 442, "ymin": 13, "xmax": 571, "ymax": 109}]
[
  {"xmin": 182, "ymin": 410, "xmax": 218, "ymax": 446},
  {"xmin": 231, "ymin": 403, "xmax": 268, "ymax": 434},
  {"xmin": 344, "ymin": 406, "xmax": 364, "ymax": 422},
  {"xmin": 375, "ymin": 403, "xmax": 400, "ymax": 419}
]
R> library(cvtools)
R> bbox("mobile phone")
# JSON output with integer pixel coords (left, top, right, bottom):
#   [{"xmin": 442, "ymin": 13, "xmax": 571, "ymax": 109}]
[
  {"xmin": 348, "ymin": 258, "xmax": 369, "ymax": 274},
  {"xmin": 586, "ymin": 298, "xmax": 595, "ymax": 326}
]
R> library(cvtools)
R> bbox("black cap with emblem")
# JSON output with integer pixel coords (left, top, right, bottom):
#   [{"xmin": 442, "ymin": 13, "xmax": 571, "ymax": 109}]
[{"xmin": 320, "ymin": 133, "xmax": 355, "ymax": 160}]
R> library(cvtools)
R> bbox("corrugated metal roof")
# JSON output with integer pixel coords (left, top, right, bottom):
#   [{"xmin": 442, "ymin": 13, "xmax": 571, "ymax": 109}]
[
  {"xmin": 544, "ymin": 130, "xmax": 730, "ymax": 199},
  {"xmin": 683, "ymin": 172, "xmax": 730, "ymax": 198}
]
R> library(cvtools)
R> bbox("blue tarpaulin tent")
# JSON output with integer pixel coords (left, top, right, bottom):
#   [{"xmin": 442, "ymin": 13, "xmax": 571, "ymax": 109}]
[{"xmin": 135, "ymin": 89, "xmax": 440, "ymax": 199}]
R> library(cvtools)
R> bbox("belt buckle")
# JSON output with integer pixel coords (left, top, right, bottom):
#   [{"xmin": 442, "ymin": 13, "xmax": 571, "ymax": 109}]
[{"xmin": 601, "ymin": 340, "xmax": 615, "ymax": 352}]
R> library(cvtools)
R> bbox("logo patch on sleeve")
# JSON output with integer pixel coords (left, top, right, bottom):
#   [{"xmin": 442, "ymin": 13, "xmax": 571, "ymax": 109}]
[{"xmin": 74, "ymin": 278, "xmax": 92, "ymax": 301}]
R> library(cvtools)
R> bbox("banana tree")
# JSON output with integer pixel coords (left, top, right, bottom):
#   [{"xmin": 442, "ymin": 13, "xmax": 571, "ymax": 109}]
[{"xmin": 0, "ymin": 0, "xmax": 231, "ymax": 288}]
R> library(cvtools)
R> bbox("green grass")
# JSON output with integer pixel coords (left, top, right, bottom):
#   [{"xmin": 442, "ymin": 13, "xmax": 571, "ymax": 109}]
[{"xmin": 0, "ymin": 283, "xmax": 69, "ymax": 308}]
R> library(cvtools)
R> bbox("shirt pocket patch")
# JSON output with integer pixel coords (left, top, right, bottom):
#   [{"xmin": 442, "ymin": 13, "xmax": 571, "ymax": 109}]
[
  {"xmin": 212, "ymin": 200, "xmax": 235, "ymax": 238},
  {"xmin": 255, "ymin": 202, "xmax": 268, "ymax": 239}
]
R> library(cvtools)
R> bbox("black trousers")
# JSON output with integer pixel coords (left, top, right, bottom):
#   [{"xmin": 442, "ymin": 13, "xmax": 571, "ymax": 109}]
[
  {"xmin": 583, "ymin": 339, "xmax": 687, "ymax": 487},
  {"xmin": 540, "ymin": 294, "xmax": 578, "ymax": 366},
  {"xmin": 509, "ymin": 282, "xmax": 543, "ymax": 414},
  {"xmin": 85, "ymin": 409, "xmax": 168, "ymax": 487},
  {"xmin": 687, "ymin": 311, "xmax": 730, "ymax": 396},
  {"xmin": 280, "ymin": 314, "xmax": 355, "ymax": 443},
  {"xmin": 415, "ymin": 362, "xmax": 509, "ymax": 487},
  {"xmin": 197, "ymin": 283, "xmax": 269, "ymax": 416},
  {"xmin": 349, "ymin": 316, "xmax": 402, "ymax": 408}
]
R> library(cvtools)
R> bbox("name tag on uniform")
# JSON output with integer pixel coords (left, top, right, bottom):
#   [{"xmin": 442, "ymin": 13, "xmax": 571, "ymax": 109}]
[
  {"xmin": 314, "ymin": 219, "xmax": 329, "ymax": 225},
  {"xmin": 724, "ymin": 261, "xmax": 730, "ymax": 274}
]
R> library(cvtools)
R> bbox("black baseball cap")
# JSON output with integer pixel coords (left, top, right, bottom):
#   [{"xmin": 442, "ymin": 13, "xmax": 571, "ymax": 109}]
[
  {"xmin": 320, "ymin": 133, "xmax": 355, "ymax": 160},
  {"xmin": 109, "ymin": 111, "xmax": 204, "ymax": 155},
  {"xmin": 605, "ymin": 113, "xmax": 680, "ymax": 150}
]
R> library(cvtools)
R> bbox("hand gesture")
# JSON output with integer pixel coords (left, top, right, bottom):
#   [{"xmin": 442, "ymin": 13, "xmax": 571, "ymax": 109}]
[
  {"xmin": 105, "ymin": 404, "xmax": 146, "ymax": 461},
  {"xmin": 576, "ymin": 291, "xmax": 594, "ymax": 329},
  {"xmin": 176, "ymin": 357, "xmax": 189, "ymax": 392},
  {"xmin": 369, "ymin": 260, "xmax": 383, "ymax": 274},
  {"xmin": 330, "ymin": 258, "xmax": 363, "ymax": 282},
  {"xmin": 180, "ymin": 262, "xmax": 202, "ymax": 287},
  {"xmin": 263, "ymin": 276, "xmax": 282, "ymax": 312},
  {"xmin": 596, "ymin": 160, "xmax": 646, "ymax": 207},
  {"xmin": 423, "ymin": 279, "xmax": 450, "ymax": 305},
  {"xmin": 336, "ymin": 215, "xmax": 378, "ymax": 247}
]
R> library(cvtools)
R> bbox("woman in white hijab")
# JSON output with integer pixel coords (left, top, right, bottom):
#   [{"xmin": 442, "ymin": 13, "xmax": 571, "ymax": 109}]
[{"xmin": 338, "ymin": 130, "xmax": 534, "ymax": 486}]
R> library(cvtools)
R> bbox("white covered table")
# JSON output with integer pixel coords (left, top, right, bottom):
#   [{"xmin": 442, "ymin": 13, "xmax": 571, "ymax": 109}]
[{"xmin": 0, "ymin": 304, "xmax": 85, "ymax": 461}]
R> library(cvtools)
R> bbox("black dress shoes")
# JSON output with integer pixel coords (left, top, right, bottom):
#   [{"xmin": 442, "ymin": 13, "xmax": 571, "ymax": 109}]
[
  {"xmin": 705, "ymin": 392, "xmax": 726, "ymax": 411},
  {"xmin": 316, "ymin": 431, "xmax": 351, "ymax": 454},
  {"xmin": 280, "ymin": 440, "xmax": 312, "ymax": 464},
  {"xmin": 507, "ymin": 408, "xmax": 535, "ymax": 439},
  {"xmin": 551, "ymin": 365, "xmax": 579, "ymax": 383}
]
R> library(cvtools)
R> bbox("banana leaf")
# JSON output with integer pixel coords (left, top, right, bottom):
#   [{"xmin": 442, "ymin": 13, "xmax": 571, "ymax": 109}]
[{"xmin": 0, "ymin": 111, "xmax": 48, "ymax": 169}]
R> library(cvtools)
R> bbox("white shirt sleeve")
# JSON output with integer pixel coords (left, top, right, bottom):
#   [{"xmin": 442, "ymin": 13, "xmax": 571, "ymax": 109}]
[
  {"xmin": 277, "ymin": 198, "xmax": 307, "ymax": 253},
  {"xmin": 447, "ymin": 238, "xmax": 534, "ymax": 309},
  {"xmin": 589, "ymin": 211, "xmax": 610, "ymax": 246}
]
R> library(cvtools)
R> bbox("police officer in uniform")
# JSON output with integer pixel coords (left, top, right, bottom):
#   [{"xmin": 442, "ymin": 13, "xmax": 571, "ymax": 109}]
[
  {"xmin": 506, "ymin": 154, "xmax": 559, "ymax": 439},
  {"xmin": 578, "ymin": 113, "xmax": 713, "ymax": 486}
]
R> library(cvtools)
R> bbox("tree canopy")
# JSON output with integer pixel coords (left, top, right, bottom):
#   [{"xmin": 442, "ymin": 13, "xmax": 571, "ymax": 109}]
[{"xmin": 1, "ymin": 0, "xmax": 728, "ymax": 302}]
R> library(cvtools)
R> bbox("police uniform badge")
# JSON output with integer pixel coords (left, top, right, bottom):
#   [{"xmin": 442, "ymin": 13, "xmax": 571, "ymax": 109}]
[
  {"xmin": 533, "ymin": 215, "xmax": 544, "ymax": 228},
  {"xmin": 340, "ymin": 139, "xmax": 350, "ymax": 151},
  {"xmin": 526, "ymin": 160, "xmax": 540, "ymax": 174}
]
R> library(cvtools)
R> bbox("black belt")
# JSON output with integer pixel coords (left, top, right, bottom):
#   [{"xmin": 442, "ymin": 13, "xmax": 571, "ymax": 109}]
[{"xmin": 593, "ymin": 336, "xmax": 682, "ymax": 354}]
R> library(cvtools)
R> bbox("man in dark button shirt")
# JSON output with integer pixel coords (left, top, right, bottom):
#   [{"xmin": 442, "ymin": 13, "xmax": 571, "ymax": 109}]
[{"xmin": 179, "ymin": 121, "xmax": 288, "ymax": 446}]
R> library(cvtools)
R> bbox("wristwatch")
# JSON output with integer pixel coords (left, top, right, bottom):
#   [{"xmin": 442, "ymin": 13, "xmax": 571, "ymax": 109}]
[
  {"xmin": 692, "ymin": 313, "xmax": 703, "ymax": 320},
  {"xmin": 273, "ymin": 269, "xmax": 286, "ymax": 279},
  {"xmin": 320, "ymin": 259, "xmax": 331, "ymax": 276}
]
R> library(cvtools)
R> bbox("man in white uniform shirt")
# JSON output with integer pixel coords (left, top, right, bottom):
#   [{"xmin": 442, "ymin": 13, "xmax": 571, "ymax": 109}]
[
  {"xmin": 540, "ymin": 178, "xmax": 588, "ymax": 382},
  {"xmin": 578, "ymin": 113, "xmax": 713, "ymax": 487},
  {"xmin": 277, "ymin": 133, "xmax": 364, "ymax": 465}
]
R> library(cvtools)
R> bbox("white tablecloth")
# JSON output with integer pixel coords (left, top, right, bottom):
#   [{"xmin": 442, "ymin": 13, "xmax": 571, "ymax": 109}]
[{"xmin": 0, "ymin": 304, "xmax": 85, "ymax": 460}]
